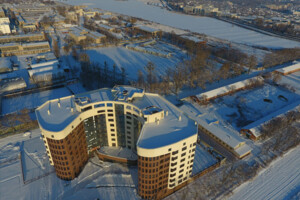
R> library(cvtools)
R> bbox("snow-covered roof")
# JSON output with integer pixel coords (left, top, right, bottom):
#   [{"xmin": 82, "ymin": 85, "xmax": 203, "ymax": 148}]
[
  {"xmin": 196, "ymin": 76, "xmax": 263, "ymax": 100},
  {"xmin": 181, "ymin": 35, "xmax": 204, "ymax": 43},
  {"xmin": 0, "ymin": 57, "xmax": 12, "ymax": 71},
  {"xmin": 22, "ymin": 41, "xmax": 49, "ymax": 47},
  {"xmin": 0, "ymin": 42, "xmax": 19, "ymax": 48},
  {"xmin": 30, "ymin": 60, "xmax": 58, "ymax": 69},
  {"xmin": 88, "ymin": 31, "xmax": 106, "ymax": 38},
  {"xmin": 275, "ymin": 61, "xmax": 300, "ymax": 74},
  {"xmin": 0, "ymin": 32, "xmax": 43, "ymax": 38},
  {"xmin": 180, "ymin": 103, "xmax": 252, "ymax": 157},
  {"xmin": 36, "ymin": 86, "xmax": 197, "ymax": 149},
  {"xmin": 98, "ymin": 24, "xmax": 114, "ymax": 30},
  {"xmin": 0, "ymin": 77, "xmax": 27, "ymax": 93},
  {"xmin": 242, "ymin": 100, "xmax": 300, "ymax": 137},
  {"xmin": 135, "ymin": 25, "xmax": 159, "ymax": 33},
  {"xmin": 28, "ymin": 66, "xmax": 55, "ymax": 77}
]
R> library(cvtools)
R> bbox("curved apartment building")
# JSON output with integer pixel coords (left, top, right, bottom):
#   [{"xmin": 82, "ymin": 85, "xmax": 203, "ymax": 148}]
[{"xmin": 36, "ymin": 86, "xmax": 198, "ymax": 199}]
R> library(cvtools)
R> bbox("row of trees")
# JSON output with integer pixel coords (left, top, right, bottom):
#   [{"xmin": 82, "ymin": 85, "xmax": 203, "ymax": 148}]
[
  {"xmin": 135, "ymin": 49, "xmax": 246, "ymax": 96},
  {"xmin": 260, "ymin": 109, "xmax": 300, "ymax": 141},
  {"xmin": 79, "ymin": 53, "xmax": 126, "ymax": 90},
  {"xmin": 263, "ymin": 48, "xmax": 300, "ymax": 69}
]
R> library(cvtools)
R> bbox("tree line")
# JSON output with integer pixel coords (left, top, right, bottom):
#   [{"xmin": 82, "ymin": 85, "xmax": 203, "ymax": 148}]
[{"xmin": 79, "ymin": 53, "xmax": 126, "ymax": 90}]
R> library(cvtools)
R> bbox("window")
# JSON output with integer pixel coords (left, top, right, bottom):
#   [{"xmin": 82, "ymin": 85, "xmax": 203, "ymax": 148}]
[
  {"xmin": 126, "ymin": 105, "xmax": 131, "ymax": 110},
  {"xmin": 172, "ymin": 151, "xmax": 178, "ymax": 155},
  {"xmin": 97, "ymin": 110, "xmax": 105, "ymax": 113},
  {"xmin": 180, "ymin": 164, "xmax": 184, "ymax": 168},
  {"xmin": 81, "ymin": 106, "xmax": 92, "ymax": 112},
  {"xmin": 181, "ymin": 153, "xmax": 186, "ymax": 157},
  {"xmin": 182, "ymin": 146, "xmax": 187, "ymax": 151},
  {"xmin": 111, "ymin": 129, "xmax": 115, "ymax": 132},
  {"xmin": 107, "ymin": 103, "xmax": 113, "ymax": 107},
  {"xmin": 94, "ymin": 103, "xmax": 105, "ymax": 108}
]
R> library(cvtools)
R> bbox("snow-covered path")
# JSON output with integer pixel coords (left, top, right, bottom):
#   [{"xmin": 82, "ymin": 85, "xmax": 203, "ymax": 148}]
[{"xmin": 229, "ymin": 146, "xmax": 300, "ymax": 200}]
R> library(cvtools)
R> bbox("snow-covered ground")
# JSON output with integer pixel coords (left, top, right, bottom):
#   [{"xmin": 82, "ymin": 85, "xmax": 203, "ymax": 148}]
[
  {"xmin": 0, "ymin": 129, "xmax": 140, "ymax": 200},
  {"xmin": 2, "ymin": 87, "xmax": 72, "ymax": 115},
  {"xmin": 86, "ymin": 46, "xmax": 186, "ymax": 80},
  {"xmin": 65, "ymin": 0, "xmax": 300, "ymax": 49},
  {"xmin": 278, "ymin": 71, "xmax": 300, "ymax": 95},
  {"xmin": 229, "ymin": 146, "xmax": 300, "ymax": 200},
  {"xmin": 201, "ymin": 83, "xmax": 300, "ymax": 129}
]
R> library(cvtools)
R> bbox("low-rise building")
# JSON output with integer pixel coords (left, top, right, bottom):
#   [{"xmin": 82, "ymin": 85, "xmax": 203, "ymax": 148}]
[
  {"xmin": 0, "ymin": 77, "xmax": 27, "ymax": 93},
  {"xmin": 134, "ymin": 25, "xmax": 162, "ymax": 37},
  {"xmin": 69, "ymin": 26, "xmax": 106, "ymax": 44},
  {"xmin": 0, "ymin": 41, "xmax": 50, "ymax": 57},
  {"xmin": 0, "ymin": 17, "xmax": 11, "ymax": 34},
  {"xmin": 0, "ymin": 32, "xmax": 45, "ymax": 43},
  {"xmin": 275, "ymin": 61, "xmax": 300, "ymax": 75}
]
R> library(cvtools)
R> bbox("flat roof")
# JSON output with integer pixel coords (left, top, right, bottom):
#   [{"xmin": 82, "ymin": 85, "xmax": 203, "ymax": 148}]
[
  {"xmin": 196, "ymin": 76, "xmax": 263, "ymax": 100},
  {"xmin": 135, "ymin": 25, "xmax": 159, "ymax": 33},
  {"xmin": 36, "ymin": 86, "xmax": 197, "ymax": 149},
  {"xmin": 275, "ymin": 61, "xmax": 300, "ymax": 74},
  {"xmin": 180, "ymin": 102, "xmax": 252, "ymax": 154}
]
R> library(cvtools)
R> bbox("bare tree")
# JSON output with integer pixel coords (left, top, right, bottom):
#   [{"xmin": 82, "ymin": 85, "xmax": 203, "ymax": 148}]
[{"xmin": 53, "ymin": 39, "xmax": 60, "ymax": 58}]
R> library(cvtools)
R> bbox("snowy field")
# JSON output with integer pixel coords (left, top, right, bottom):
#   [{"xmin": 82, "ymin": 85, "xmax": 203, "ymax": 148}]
[
  {"xmin": 86, "ymin": 46, "xmax": 186, "ymax": 80},
  {"xmin": 0, "ymin": 129, "xmax": 140, "ymax": 200},
  {"xmin": 66, "ymin": 0, "xmax": 300, "ymax": 49},
  {"xmin": 229, "ymin": 146, "xmax": 300, "ymax": 200},
  {"xmin": 206, "ymin": 83, "xmax": 300, "ymax": 129},
  {"xmin": 2, "ymin": 87, "xmax": 72, "ymax": 115}
]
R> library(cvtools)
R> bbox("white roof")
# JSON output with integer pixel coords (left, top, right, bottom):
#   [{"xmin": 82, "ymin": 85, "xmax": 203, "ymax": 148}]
[
  {"xmin": 275, "ymin": 61, "xmax": 300, "ymax": 74},
  {"xmin": 36, "ymin": 86, "xmax": 197, "ymax": 149},
  {"xmin": 28, "ymin": 66, "xmax": 55, "ymax": 77},
  {"xmin": 30, "ymin": 60, "xmax": 58, "ymax": 69},
  {"xmin": 0, "ymin": 57, "xmax": 11, "ymax": 70},
  {"xmin": 0, "ymin": 77, "xmax": 27, "ymax": 93},
  {"xmin": 181, "ymin": 35, "xmax": 204, "ymax": 43},
  {"xmin": 136, "ymin": 25, "xmax": 159, "ymax": 33},
  {"xmin": 180, "ymin": 103, "xmax": 252, "ymax": 156},
  {"xmin": 196, "ymin": 76, "xmax": 263, "ymax": 100},
  {"xmin": 22, "ymin": 41, "xmax": 49, "ymax": 47}
]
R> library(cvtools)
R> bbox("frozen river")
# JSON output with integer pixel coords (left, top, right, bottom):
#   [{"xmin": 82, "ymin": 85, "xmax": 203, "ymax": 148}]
[{"xmin": 65, "ymin": 0, "xmax": 300, "ymax": 49}]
